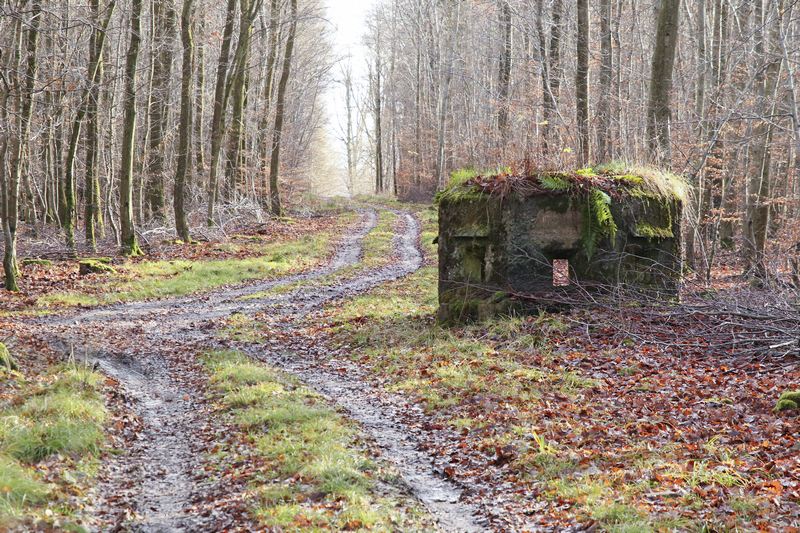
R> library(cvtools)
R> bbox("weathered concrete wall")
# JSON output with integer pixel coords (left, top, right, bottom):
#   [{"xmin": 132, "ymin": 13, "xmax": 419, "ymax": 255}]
[{"xmin": 437, "ymin": 190, "xmax": 683, "ymax": 322}]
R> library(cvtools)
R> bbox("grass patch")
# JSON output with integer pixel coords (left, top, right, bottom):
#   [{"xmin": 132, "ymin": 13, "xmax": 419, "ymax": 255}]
[
  {"xmin": 38, "ymin": 223, "xmax": 342, "ymax": 308},
  {"xmin": 361, "ymin": 210, "xmax": 397, "ymax": 270},
  {"xmin": 0, "ymin": 367, "xmax": 106, "ymax": 463},
  {"xmin": 0, "ymin": 361, "xmax": 107, "ymax": 528},
  {"xmin": 331, "ymin": 265, "xmax": 438, "ymax": 328},
  {"xmin": 216, "ymin": 313, "xmax": 267, "ymax": 342},
  {"xmin": 418, "ymin": 206, "xmax": 438, "ymax": 257},
  {"xmin": 0, "ymin": 457, "xmax": 47, "ymax": 508},
  {"xmin": 330, "ymin": 266, "xmax": 592, "ymax": 410},
  {"xmin": 202, "ymin": 350, "xmax": 434, "ymax": 532},
  {"xmin": 595, "ymin": 503, "xmax": 654, "ymax": 533}
]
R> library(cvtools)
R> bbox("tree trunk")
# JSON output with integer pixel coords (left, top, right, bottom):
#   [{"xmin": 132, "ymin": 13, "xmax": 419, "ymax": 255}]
[
  {"xmin": 576, "ymin": 0, "xmax": 590, "ymax": 165},
  {"xmin": 434, "ymin": 0, "xmax": 461, "ymax": 188},
  {"xmin": 64, "ymin": 0, "xmax": 116, "ymax": 254},
  {"xmin": 744, "ymin": 0, "xmax": 782, "ymax": 278},
  {"xmin": 373, "ymin": 57, "xmax": 383, "ymax": 194},
  {"xmin": 174, "ymin": 0, "xmax": 194, "ymax": 242},
  {"xmin": 145, "ymin": 0, "xmax": 176, "ymax": 221},
  {"xmin": 343, "ymin": 62, "xmax": 356, "ymax": 196},
  {"xmin": 120, "ymin": 0, "xmax": 145, "ymax": 256},
  {"xmin": 258, "ymin": 0, "xmax": 279, "ymax": 207},
  {"xmin": 206, "ymin": 0, "xmax": 237, "ymax": 225},
  {"xmin": 716, "ymin": 0, "xmax": 737, "ymax": 247},
  {"xmin": 268, "ymin": 0, "xmax": 298, "ymax": 216},
  {"xmin": 540, "ymin": 0, "xmax": 562, "ymax": 152},
  {"xmin": 85, "ymin": 0, "xmax": 110, "ymax": 252},
  {"xmin": 194, "ymin": 5, "xmax": 206, "ymax": 179},
  {"xmin": 0, "ymin": 82, "xmax": 12, "ymax": 290},
  {"xmin": 496, "ymin": 0, "xmax": 512, "ymax": 144},
  {"xmin": 777, "ymin": 2, "xmax": 800, "ymax": 211},
  {"xmin": 646, "ymin": 0, "xmax": 682, "ymax": 164},
  {"xmin": 706, "ymin": 0, "xmax": 730, "ymax": 253},
  {"xmin": 4, "ymin": 2, "xmax": 40, "ymax": 291},
  {"xmin": 0, "ymin": 22, "xmax": 19, "ymax": 291},
  {"xmin": 685, "ymin": 0, "xmax": 706, "ymax": 271},
  {"xmin": 224, "ymin": 0, "xmax": 261, "ymax": 201},
  {"xmin": 597, "ymin": 0, "xmax": 613, "ymax": 162}
]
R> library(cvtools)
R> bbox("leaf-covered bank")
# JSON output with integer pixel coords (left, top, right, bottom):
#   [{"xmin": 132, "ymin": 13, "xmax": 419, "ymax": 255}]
[{"xmin": 302, "ymin": 206, "xmax": 800, "ymax": 532}]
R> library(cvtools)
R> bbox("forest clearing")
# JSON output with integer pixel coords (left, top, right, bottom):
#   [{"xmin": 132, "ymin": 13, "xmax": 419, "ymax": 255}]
[{"xmin": 0, "ymin": 198, "xmax": 798, "ymax": 533}]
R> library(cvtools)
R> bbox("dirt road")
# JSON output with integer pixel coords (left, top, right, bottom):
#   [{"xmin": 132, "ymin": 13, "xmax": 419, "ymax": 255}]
[{"xmin": 34, "ymin": 207, "xmax": 487, "ymax": 533}]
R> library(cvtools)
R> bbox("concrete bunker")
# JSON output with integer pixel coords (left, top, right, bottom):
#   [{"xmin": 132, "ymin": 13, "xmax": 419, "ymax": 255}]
[{"xmin": 437, "ymin": 167, "xmax": 688, "ymax": 323}]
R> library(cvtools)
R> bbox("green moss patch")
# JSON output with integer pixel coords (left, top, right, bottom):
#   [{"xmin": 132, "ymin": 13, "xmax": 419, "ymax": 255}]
[
  {"xmin": 0, "ymin": 342, "xmax": 18, "ymax": 371},
  {"xmin": 774, "ymin": 390, "xmax": 800, "ymax": 412},
  {"xmin": 21, "ymin": 258, "xmax": 53, "ymax": 267},
  {"xmin": 439, "ymin": 164, "xmax": 686, "ymax": 201},
  {"xmin": 78, "ymin": 259, "xmax": 117, "ymax": 275}
]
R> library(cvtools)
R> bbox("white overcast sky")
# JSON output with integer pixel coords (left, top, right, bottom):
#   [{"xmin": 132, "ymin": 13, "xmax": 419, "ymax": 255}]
[
  {"xmin": 320, "ymin": 0, "xmax": 375, "ymax": 194},
  {"xmin": 325, "ymin": 0, "xmax": 374, "ymax": 58}
]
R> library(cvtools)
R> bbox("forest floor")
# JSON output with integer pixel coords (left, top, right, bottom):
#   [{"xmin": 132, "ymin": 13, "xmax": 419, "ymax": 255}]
[{"xmin": 1, "ymin": 199, "xmax": 799, "ymax": 533}]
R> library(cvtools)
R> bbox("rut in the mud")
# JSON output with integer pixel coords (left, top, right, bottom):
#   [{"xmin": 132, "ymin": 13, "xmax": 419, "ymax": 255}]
[
  {"xmin": 94, "ymin": 355, "xmax": 208, "ymax": 533},
  {"xmin": 37, "ymin": 207, "xmax": 489, "ymax": 533},
  {"xmin": 56, "ymin": 208, "xmax": 381, "ymax": 330}
]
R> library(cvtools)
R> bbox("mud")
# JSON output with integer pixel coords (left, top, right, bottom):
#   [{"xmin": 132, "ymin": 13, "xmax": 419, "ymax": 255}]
[
  {"xmin": 94, "ymin": 355, "xmax": 209, "ymax": 533},
  {"xmin": 34, "ymin": 206, "xmax": 489, "ymax": 533}
]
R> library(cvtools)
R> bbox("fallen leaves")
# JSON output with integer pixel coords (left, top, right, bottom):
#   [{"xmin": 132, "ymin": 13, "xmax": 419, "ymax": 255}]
[
  {"xmin": 304, "ymin": 266, "xmax": 800, "ymax": 531},
  {"xmin": 5, "ymin": 203, "xmax": 800, "ymax": 532}
]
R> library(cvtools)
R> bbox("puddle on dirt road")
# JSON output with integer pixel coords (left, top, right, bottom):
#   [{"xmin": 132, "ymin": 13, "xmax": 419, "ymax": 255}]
[{"xmin": 36, "ymin": 207, "xmax": 490, "ymax": 533}]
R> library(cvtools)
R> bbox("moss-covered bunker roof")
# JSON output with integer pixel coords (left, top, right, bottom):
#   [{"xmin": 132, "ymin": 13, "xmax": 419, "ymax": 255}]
[{"xmin": 437, "ymin": 164, "xmax": 690, "ymax": 205}]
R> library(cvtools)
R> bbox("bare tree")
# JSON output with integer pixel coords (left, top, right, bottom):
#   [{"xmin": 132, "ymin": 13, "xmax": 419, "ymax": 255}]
[
  {"xmin": 224, "ymin": 0, "xmax": 263, "ymax": 200},
  {"xmin": 646, "ymin": 0, "xmax": 681, "ymax": 164},
  {"xmin": 206, "ymin": 0, "xmax": 238, "ymax": 225},
  {"xmin": 4, "ymin": 1, "xmax": 40, "ymax": 290},
  {"xmin": 145, "ymin": 0, "xmax": 176, "ymax": 220},
  {"xmin": 268, "ymin": 0, "xmax": 298, "ymax": 215},
  {"xmin": 576, "ymin": 0, "xmax": 589, "ymax": 165},
  {"xmin": 193, "ymin": 3, "xmax": 206, "ymax": 178},
  {"xmin": 335, "ymin": 60, "xmax": 359, "ymax": 196},
  {"xmin": 63, "ymin": 0, "xmax": 116, "ymax": 253},
  {"xmin": 257, "ymin": 0, "xmax": 280, "ymax": 206},
  {"xmin": 497, "ymin": 0, "xmax": 512, "ymax": 144},
  {"xmin": 596, "ymin": 0, "xmax": 613, "ymax": 162},
  {"xmin": 85, "ymin": 0, "xmax": 115, "ymax": 251},
  {"xmin": 120, "ymin": 0, "xmax": 146, "ymax": 255},
  {"xmin": 174, "ymin": 0, "xmax": 195, "ymax": 242},
  {"xmin": 434, "ymin": 0, "xmax": 462, "ymax": 188},
  {"xmin": 540, "ymin": 0, "xmax": 563, "ymax": 153},
  {"xmin": 371, "ymin": 55, "xmax": 384, "ymax": 194},
  {"xmin": 0, "ymin": 68, "xmax": 12, "ymax": 289},
  {"xmin": 744, "ymin": 0, "xmax": 782, "ymax": 278}
]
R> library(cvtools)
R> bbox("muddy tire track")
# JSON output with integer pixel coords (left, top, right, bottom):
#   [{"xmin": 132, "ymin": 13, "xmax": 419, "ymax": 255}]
[
  {"xmin": 95, "ymin": 355, "xmax": 210, "ymax": 533},
  {"xmin": 35, "ymin": 207, "xmax": 488, "ymax": 533},
  {"xmin": 53, "ymin": 208, "xmax": 380, "ymax": 329}
]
